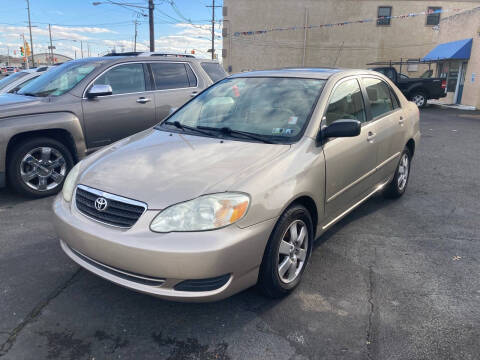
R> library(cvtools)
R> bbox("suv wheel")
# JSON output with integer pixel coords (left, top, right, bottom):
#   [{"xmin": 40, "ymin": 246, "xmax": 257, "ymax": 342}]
[
  {"xmin": 411, "ymin": 91, "xmax": 427, "ymax": 108},
  {"xmin": 7, "ymin": 137, "xmax": 74, "ymax": 198},
  {"xmin": 384, "ymin": 147, "xmax": 411, "ymax": 199},
  {"xmin": 258, "ymin": 204, "xmax": 313, "ymax": 298}
]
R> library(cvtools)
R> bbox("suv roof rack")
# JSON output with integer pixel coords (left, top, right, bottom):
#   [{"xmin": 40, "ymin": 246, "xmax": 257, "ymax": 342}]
[{"xmin": 137, "ymin": 52, "xmax": 196, "ymax": 58}]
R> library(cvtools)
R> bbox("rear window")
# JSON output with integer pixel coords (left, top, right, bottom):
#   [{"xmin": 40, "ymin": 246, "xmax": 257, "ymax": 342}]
[
  {"xmin": 0, "ymin": 72, "xmax": 28, "ymax": 91},
  {"xmin": 201, "ymin": 62, "xmax": 227, "ymax": 82},
  {"xmin": 150, "ymin": 63, "xmax": 195, "ymax": 90}
]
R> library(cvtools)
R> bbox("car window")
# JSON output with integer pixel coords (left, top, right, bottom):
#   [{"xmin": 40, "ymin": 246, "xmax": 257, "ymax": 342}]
[
  {"xmin": 363, "ymin": 78, "xmax": 394, "ymax": 118},
  {"xmin": 201, "ymin": 62, "xmax": 227, "ymax": 82},
  {"xmin": 150, "ymin": 63, "xmax": 190, "ymax": 90},
  {"xmin": 325, "ymin": 79, "xmax": 366, "ymax": 126},
  {"xmin": 9, "ymin": 76, "xmax": 38, "ymax": 93},
  {"xmin": 185, "ymin": 64, "xmax": 197, "ymax": 87},
  {"xmin": 0, "ymin": 72, "xmax": 28, "ymax": 91},
  {"xmin": 389, "ymin": 87, "xmax": 400, "ymax": 109},
  {"xmin": 160, "ymin": 77, "xmax": 325, "ymax": 143},
  {"xmin": 94, "ymin": 63, "xmax": 146, "ymax": 95},
  {"xmin": 18, "ymin": 62, "xmax": 97, "ymax": 97}
]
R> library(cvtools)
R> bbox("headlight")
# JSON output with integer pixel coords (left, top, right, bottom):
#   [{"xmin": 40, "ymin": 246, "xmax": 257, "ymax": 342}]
[
  {"xmin": 150, "ymin": 193, "xmax": 250, "ymax": 232},
  {"xmin": 62, "ymin": 162, "xmax": 81, "ymax": 202}
]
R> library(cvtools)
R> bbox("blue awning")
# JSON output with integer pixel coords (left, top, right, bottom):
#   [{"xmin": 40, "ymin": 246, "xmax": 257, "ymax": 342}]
[{"xmin": 423, "ymin": 38, "xmax": 472, "ymax": 61}]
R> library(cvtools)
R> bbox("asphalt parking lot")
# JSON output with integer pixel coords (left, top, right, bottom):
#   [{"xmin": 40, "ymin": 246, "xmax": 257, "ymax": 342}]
[{"xmin": 1, "ymin": 106, "xmax": 479, "ymax": 360}]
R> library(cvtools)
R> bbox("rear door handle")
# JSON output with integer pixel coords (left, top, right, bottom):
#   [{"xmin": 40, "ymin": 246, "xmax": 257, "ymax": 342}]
[
  {"xmin": 367, "ymin": 131, "xmax": 376, "ymax": 142},
  {"xmin": 136, "ymin": 97, "xmax": 151, "ymax": 104},
  {"xmin": 190, "ymin": 91, "xmax": 198, "ymax": 97},
  {"xmin": 399, "ymin": 116, "xmax": 405, "ymax": 125}
]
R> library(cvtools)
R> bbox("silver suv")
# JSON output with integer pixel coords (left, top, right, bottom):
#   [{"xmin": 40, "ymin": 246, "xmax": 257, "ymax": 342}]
[{"xmin": 0, "ymin": 55, "xmax": 226, "ymax": 197}]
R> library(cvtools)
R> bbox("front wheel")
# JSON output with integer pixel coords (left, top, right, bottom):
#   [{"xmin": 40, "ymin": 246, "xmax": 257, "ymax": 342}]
[
  {"xmin": 258, "ymin": 204, "xmax": 313, "ymax": 298},
  {"xmin": 411, "ymin": 91, "xmax": 427, "ymax": 108},
  {"xmin": 7, "ymin": 137, "xmax": 74, "ymax": 198},
  {"xmin": 384, "ymin": 147, "xmax": 411, "ymax": 198}
]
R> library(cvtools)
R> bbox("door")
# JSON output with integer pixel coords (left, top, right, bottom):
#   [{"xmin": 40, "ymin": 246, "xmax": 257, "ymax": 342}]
[
  {"xmin": 322, "ymin": 78, "xmax": 378, "ymax": 222},
  {"xmin": 82, "ymin": 63, "xmax": 156, "ymax": 149},
  {"xmin": 149, "ymin": 62, "xmax": 199, "ymax": 122},
  {"xmin": 456, "ymin": 62, "xmax": 467, "ymax": 104},
  {"xmin": 361, "ymin": 77, "xmax": 404, "ymax": 183}
]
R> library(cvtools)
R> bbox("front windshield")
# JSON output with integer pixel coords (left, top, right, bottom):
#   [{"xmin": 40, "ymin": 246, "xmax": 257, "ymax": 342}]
[
  {"xmin": 0, "ymin": 72, "xmax": 28, "ymax": 91},
  {"xmin": 159, "ymin": 77, "xmax": 325, "ymax": 143},
  {"xmin": 18, "ymin": 61, "xmax": 97, "ymax": 97}
]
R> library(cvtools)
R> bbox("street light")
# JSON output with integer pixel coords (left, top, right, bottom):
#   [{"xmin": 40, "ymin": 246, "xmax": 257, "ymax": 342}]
[{"xmin": 92, "ymin": 0, "xmax": 155, "ymax": 51}]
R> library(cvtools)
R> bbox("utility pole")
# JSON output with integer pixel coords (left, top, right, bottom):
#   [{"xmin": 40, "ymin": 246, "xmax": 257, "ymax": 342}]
[
  {"xmin": 80, "ymin": 40, "xmax": 84, "ymax": 58},
  {"xmin": 206, "ymin": 0, "xmax": 221, "ymax": 60},
  {"xmin": 48, "ymin": 24, "xmax": 54, "ymax": 65},
  {"xmin": 7, "ymin": 47, "xmax": 9, "ymax": 66},
  {"xmin": 26, "ymin": 0, "xmax": 35, "ymax": 67},
  {"xmin": 133, "ymin": 19, "xmax": 139, "ymax": 52},
  {"xmin": 87, "ymin": 42, "xmax": 90, "ymax": 57},
  {"xmin": 149, "ymin": 0, "xmax": 154, "ymax": 51}
]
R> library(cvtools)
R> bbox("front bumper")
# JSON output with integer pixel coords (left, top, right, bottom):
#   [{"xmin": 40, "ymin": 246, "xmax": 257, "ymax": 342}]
[{"xmin": 53, "ymin": 195, "xmax": 277, "ymax": 302}]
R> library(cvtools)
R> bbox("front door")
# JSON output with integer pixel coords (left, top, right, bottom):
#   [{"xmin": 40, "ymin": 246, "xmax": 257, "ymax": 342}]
[
  {"xmin": 322, "ymin": 78, "xmax": 378, "ymax": 223},
  {"xmin": 82, "ymin": 63, "xmax": 156, "ymax": 149},
  {"xmin": 456, "ymin": 62, "xmax": 467, "ymax": 104}
]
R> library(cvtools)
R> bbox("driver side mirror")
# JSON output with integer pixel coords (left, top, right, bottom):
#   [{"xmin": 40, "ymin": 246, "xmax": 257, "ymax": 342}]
[
  {"xmin": 87, "ymin": 84, "xmax": 113, "ymax": 99},
  {"xmin": 318, "ymin": 119, "xmax": 361, "ymax": 142}
]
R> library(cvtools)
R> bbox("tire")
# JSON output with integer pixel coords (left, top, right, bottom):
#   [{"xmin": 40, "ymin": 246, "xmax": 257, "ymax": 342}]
[
  {"xmin": 384, "ymin": 147, "xmax": 411, "ymax": 199},
  {"xmin": 258, "ymin": 204, "xmax": 314, "ymax": 298},
  {"xmin": 410, "ymin": 90, "xmax": 427, "ymax": 108},
  {"xmin": 7, "ymin": 137, "xmax": 74, "ymax": 198}
]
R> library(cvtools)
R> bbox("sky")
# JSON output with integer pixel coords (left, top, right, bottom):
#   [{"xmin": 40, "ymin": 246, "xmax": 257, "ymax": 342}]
[{"xmin": 0, "ymin": 0, "xmax": 223, "ymax": 60}]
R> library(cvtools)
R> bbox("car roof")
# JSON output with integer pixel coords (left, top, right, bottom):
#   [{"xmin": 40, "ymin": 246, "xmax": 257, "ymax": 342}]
[
  {"xmin": 230, "ymin": 68, "xmax": 384, "ymax": 80},
  {"xmin": 63, "ymin": 56, "xmax": 220, "ymax": 67}
]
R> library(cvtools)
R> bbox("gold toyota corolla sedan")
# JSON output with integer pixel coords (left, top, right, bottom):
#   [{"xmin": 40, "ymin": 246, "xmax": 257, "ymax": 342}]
[{"xmin": 53, "ymin": 68, "xmax": 420, "ymax": 302}]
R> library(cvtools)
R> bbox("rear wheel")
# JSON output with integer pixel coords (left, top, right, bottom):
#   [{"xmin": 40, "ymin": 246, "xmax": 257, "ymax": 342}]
[
  {"xmin": 258, "ymin": 204, "xmax": 313, "ymax": 298},
  {"xmin": 384, "ymin": 147, "xmax": 411, "ymax": 199},
  {"xmin": 411, "ymin": 90, "xmax": 427, "ymax": 108},
  {"xmin": 7, "ymin": 137, "xmax": 74, "ymax": 198}
]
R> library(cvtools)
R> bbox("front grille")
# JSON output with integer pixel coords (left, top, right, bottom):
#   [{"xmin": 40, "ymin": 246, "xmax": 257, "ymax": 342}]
[{"xmin": 75, "ymin": 185, "xmax": 146, "ymax": 228}]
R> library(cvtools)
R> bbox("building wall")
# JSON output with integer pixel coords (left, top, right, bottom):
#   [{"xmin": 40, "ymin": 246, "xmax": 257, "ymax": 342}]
[
  {"xmin": 222, "ymin": 0, "xmax": 480, "ymax": 74},
  {"xmin": 434, "ymin": 8, "xmax": 480, "ymax": 108}
]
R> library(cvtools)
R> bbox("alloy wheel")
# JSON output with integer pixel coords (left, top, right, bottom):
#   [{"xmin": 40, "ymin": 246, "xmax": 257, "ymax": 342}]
[
  {"xmin": 277, "ymin": 219, "xmax": 309, "ymax": 283},
  {"xmin": 397, "ymin": 153, "xmax": 409, "ymax": 191},
  {"xmin": 19, "ymin": 147, "xmax": 67, "ymax": 191},
  {"xmin": 412, "ymin": 94, "xmax": 426, "ymax": 107}
]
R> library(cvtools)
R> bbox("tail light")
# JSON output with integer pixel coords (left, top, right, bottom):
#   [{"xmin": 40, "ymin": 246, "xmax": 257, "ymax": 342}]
[{"xmin": 441, "ymin": 80, "xmax": 447, "ymax": 89}]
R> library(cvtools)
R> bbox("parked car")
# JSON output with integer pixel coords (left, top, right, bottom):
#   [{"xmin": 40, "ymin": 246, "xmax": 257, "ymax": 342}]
[
  {"xmin": 53, "ymin": 68, "xmax": 420, "ymax": 302},
  {"xmin": 0, "ymin": 67, "xmax": 51, "ymax": 95},
  {"xmin": 370, "ymin": 66, "xmax": 446, "ymax": 108},
  {"xmin": 0, "ymin": 55, "xmax": 225, "ymax": 197},
  {"xmin": 4, "ymin": 66, "xmax": 19, "ymax": 75}
]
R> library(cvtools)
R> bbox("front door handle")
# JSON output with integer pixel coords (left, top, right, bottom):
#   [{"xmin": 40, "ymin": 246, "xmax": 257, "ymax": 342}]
[
  {"xmin": 367, "ymin": 131, "xmax": 376, "ymax": 142},
  {"xmin": 136, "ymin": 97, "xmax": 151, "ymax": 104},
  {"xmin": 190, "ymin": 91, "xmax": 198, "ymax": 97},
  {"xmin": 399, "ymin": 116, "xmax": 405, "ymax": 126}
]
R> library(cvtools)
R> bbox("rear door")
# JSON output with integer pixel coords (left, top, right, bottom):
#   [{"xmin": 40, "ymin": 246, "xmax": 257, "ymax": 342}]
[
  {"xmin": 322, "ymin": 77, "xmax": 378, "ymax": 223},
  {"xmin": 360, "ymin": 76, "xmax": 405, "ymax": 183},
  {"xmin": 82, "ymin": 62, "xmax": 156, "ymax": 149},
  {"xmin": 149, "ymin": 62, "xmax": 199, "ymax": 122}
]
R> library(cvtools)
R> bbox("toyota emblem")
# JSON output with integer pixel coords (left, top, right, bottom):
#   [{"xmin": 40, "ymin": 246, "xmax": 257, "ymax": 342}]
[{"xmin": 94, "ymin": 197, "xmax": 108, "ymax": 212}]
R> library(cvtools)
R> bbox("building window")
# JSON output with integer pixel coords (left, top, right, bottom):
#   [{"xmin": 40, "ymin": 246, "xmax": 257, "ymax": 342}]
[
  {"xmin": 377, "ymin": 6, "xmax": 392, "ymax": 26},
  {"xmin": 426, "ymin": 7, "xmax": 441, "ymax": 25}
]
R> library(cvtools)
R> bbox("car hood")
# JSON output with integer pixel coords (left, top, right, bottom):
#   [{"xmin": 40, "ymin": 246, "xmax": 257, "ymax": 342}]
[
  {"xmin": 0, "ymin": 93, "xmax": 49, "ymax": 118},
  {"xmin": 78, "ymin": 129, "xmax": 290, "ymax": 209}
]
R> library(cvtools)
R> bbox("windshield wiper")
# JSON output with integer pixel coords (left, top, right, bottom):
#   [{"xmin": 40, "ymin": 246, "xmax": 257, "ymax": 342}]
[
  {"xmin": 197, "ymin": 126, "xmax": 275, "ymax": 144},
  {"xmin": 162, "ymin": 121, "xmax": 213, "ymax": 136},
  {"xmin": 19, "ymin": 88, "xmax": 59, "ymax": 97}
]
